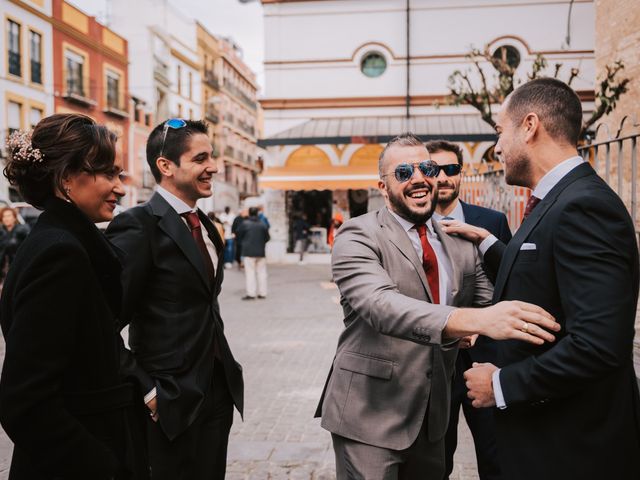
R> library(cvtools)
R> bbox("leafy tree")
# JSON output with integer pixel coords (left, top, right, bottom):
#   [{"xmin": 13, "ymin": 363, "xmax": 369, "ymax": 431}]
[{"xmin": 447, "ymin": 45, "xmax": 629, "ymax": 139}]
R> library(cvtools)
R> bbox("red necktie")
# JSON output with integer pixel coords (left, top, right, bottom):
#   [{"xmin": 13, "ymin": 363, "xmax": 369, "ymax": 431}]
[
  {"xmin": 523, "ymin": 195, "xmax": 541, "ymax": 221},
  {"xmin": 182, "ymin": 212, "xmax": 215, "ymax": 282},
  {"xmin": 416, "ymin": 224, "xmax": 440, "ymax": 304}
]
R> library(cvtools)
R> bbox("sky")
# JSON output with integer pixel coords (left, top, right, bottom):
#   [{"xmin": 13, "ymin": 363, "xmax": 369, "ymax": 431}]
[{"xmin": 72, "ymin": 0, "xmax": 265, "ymax": 89}]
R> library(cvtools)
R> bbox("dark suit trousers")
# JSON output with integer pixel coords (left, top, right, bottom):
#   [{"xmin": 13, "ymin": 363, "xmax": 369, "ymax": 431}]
[
  {"xmin": 443, "ymin": 351, "xmax": 500, "ymax": 480},
  {"xmin": 332, "ymin": 412, "xmax": 444, "ymax": 480},
  {"xmin": 146, "ymin": 360, "xmax": 234, "ymax": 480}
]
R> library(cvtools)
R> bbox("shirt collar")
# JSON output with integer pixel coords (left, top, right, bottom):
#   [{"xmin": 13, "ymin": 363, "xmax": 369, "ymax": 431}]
[
  {"xmin": 532, "ymin": 156, "xmax": 584, "ymax": 200},
  {"xmin": 156, "ymin": 185, "xmax": 195, "ymax": 215},
  {"xmin": 432, "ymin": 200, "xmax": 464, "ymax": 223},
  {"xmin": 388, "ymin": 208, "xmax": 435, "ymax": 235}
]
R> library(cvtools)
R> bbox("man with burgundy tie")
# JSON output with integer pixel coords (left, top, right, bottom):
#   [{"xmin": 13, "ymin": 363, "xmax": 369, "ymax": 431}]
[
  {"xmin": 315, "ymin": 133, "xmax": 560, "ymax": 480},
  {"xmin": 106, "ymin": 119, "xmax": 244, "ymax": 479},
  {"xmin": 444, "ymin": 78, "xmax": 640, "ymax": 479}
]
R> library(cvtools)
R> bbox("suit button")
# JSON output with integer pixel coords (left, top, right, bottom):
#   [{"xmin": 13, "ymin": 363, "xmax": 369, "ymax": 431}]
[
  {"xmin": 426, "ymin": 370, "xmax": 432, "ymax": 379},
  {"xmin": 424, "ymin": 335, "xmax": 431, "ymax": 342}
]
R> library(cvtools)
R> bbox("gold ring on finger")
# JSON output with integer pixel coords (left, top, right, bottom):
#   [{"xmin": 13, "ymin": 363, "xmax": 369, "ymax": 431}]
[{"xmin": 521, "ymin": 321, "xmax": 529, "ymax": 333}]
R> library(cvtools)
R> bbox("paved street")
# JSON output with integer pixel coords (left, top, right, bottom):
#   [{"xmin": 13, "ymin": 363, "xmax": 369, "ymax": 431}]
[{"xmin": 2, "ymin": 261, "xmax": 639, "ymax": 479}]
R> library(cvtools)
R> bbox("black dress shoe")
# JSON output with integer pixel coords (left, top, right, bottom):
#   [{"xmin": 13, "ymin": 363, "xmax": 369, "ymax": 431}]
[
  {"xmin": 257, "ymin": 295, "xmax": 266, "ymax": 299},
  {"xmin": 241, "ymin": 295, "xmax": 256, "ymax": 300}
]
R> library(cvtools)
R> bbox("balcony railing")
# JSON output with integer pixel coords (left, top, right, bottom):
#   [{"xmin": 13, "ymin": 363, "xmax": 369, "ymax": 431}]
[
  {"xmin": 30, "ymin": 60, "xmax": 42, "ymax": 84},
  {"xmin": 154, "ymin": 59, "xmax": 170, "ymax": 86},
  {"xmin": 64, "ymin": 78, "xmax": 97, "ymax": 107},
  {"xmin": 204, "ymin": 70, "xmax": 220, "ymax": 90},
  {"xmin": 105, "ymin": 93, "xmax": 128, "ymax": 118},
  {"xmin": 222, "ymin": 80, "xmax": 257, "ymax": 111},
  {"xmin": 8, "ymin": 51, "xmax": 21, "ymax": 77},
  {"xmin": 205, "ymin": 105, "xmax": 220, "ymax": 124},
  {"xmin": 224, "ymin": 146, "xmax": 235, "ymax": 158}
]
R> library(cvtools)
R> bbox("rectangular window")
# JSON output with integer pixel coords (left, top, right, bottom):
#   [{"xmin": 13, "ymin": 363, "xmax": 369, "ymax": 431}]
[
  {"xmin": 8, "ymin": 101, "xmax": 22, "ymax": 136},
  {"xmin": 188, "ymin": 71, "xmax": 192, "ymax": 99},
  {"xmin": 177, "ymin": 103, "xmax": 183, "ymax": 118},
  {"xmin": 7, "ymin": 20, "xmax": 21, "ymax": 77},
  {"xmin": 65, "ymin": 50, "xmax": 85, "ymax": 96},
  {"xmin": 30, "ymin": 107, "xmax": 43, "ymax": 129},
  {"xmin": 177, "ymin": 65, "xmax": 182, "ymax": 95},
  {"xmin": 189, "ymin": 108, "xmax": 193, "ymax": 120},
  {"xmin": 30, "ymin": 30, "xmax": 42, "ymax": 84},
  {"xmin": 106, "ymin": 70, "xmax": 120, "ymax": 109}
]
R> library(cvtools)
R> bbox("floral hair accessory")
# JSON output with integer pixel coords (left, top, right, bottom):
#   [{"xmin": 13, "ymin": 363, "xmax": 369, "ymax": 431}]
[{"xmin": 6, "ymin": 130, "xmax": 44, "ymax": 163}]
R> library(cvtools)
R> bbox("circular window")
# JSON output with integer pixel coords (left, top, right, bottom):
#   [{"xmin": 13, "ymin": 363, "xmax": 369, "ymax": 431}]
[
  {"xmin": 492, "ymin": 45, "xmax": 521, "ymax": 69},
  {"xmin": 361, "ymin": 52, "xmax": 387, "ymax": 78}
]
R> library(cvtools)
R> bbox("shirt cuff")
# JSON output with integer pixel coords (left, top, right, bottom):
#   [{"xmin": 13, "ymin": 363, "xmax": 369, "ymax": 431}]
[
  {"xmin": 479, "ymin": 234, "xmax": 499, "ymax": 256},
  {"xmin": 144, "ymin": 387, "xmax": 157, "ymax": 405},
  {"xmin": 492, "ymin": 369, "xmax": 507, "ymax": 409}
]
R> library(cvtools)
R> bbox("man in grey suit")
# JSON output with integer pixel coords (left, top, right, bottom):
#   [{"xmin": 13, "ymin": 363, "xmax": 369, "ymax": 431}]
[{"xmin": 315, "ymin": 133, "xmax": 559, "ymax": 480}]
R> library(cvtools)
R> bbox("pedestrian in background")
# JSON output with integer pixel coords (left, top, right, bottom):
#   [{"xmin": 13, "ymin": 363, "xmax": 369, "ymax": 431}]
[
  {"xmin": 106, "ymin": 119, "xmax": 244, "ymax": 480},
  {"xmin": 219, "ymin": 206, "xmax": 236, "ymax": 269},
  {"xmin": 232, "ymin": 208, "xmax": 248, "ymax": 268},
  {"xmin": 292, "ymin": 214, "xmax": 310, "ymax": 263},
  {"xmin": 0, "ymin": 207, "xmax": 30, "ymax": 283},
  {"xmin": 207, "ymin": 211, "xmax": 225, "ymax": 241},
  {"xmin": 257, "ymin": 205, "xmax": 270, "ymax": 229},
  {"xmin": 237, "ymin": 207, "xmax": 270, "ymax": 300},
  {"xmin": 0, "ymin": 113, "xmax": 147, "ymax": 479}
]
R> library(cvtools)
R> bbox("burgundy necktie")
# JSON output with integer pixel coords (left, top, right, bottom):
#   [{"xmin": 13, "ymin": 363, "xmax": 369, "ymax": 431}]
[
  {"xmin": 523, "ymin": 195, "xmax": 541, "ymax": 221},
  {"xmin": 182, "ymin": 211, "xmax": 215, "ymax": 282},
  {"xmin": 416, "ymin": 224, "xmax": 440, "ymax": 304}
]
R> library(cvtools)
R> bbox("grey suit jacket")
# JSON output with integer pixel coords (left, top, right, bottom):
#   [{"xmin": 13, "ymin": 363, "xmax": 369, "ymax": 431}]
[{"xmin": 316, "ymin": 208, "xmax": 493, "ymax": 450}]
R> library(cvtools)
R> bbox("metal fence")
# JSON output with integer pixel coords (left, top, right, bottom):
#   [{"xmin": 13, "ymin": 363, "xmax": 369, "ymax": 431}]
[{"xmin": 578, "ymin": 115, "xmax": 639, "ymax": 236}]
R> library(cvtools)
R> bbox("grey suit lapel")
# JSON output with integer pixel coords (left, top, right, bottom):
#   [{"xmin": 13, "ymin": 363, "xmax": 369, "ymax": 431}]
[
  {"xmin": 492, "ymin": 162, "xmax": 595, "ymax": 300},
  {"xmin": 379, "ymin": 208, "xmax": 435, "ymax": 302},
  {"xmin": 149, "ymin": 193, "xmax": 211, "ymax": 290}
]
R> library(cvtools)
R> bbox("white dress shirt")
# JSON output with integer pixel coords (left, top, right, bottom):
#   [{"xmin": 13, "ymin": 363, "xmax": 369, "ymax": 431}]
[
  {"xmin": 432, "ymin": 200, "xmax": 465, "ymax": 224},
  {"xmin": 388, "ymin": 209, "xmax": 453, "ymax": 305},
  {"xmin": 490, "ymin": 156, "xmax": 585, "ymax": 409},
  {"xmin": 144, "ymin": 186, "xmax": 219, "ymax": 405}
]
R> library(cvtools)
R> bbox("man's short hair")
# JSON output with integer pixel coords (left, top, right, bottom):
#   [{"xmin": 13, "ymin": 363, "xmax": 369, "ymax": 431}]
[
  {"xmin": 378, "ymin": 133, "xmax": 424, "ymax": 177},
  {"xmin": 248, "ymin": 207, "xmax": 259, "ymax": 217},
  {"xmin": 506, "ymin": 78, "xmax": 582, "ymax": 146},
  {"xmin": 424, "ymin": 140, "xmax": 463, "ymax": 166},
  {"xmin": 146, "ymin": 119, "xmax": 209, "ymax": 182}
]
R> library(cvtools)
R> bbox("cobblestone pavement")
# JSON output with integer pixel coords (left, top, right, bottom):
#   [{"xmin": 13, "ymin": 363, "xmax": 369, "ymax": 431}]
[{"xmin": 1, "ymin": 262, "xmax": 639, "ymax": 479}]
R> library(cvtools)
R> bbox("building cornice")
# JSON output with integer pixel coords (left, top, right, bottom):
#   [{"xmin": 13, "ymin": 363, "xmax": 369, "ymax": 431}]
[{"xmin": 261, "ymin": 91, "xmax": 595, "ymax": 110}]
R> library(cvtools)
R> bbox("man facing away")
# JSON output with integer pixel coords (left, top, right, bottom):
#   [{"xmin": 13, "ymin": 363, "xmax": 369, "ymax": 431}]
[
  {"xmin": 444, "ymin": 78, "xmax": 640, "ymax": 479},
  {"xmin": 106, "ymin": 119, "xmax": 244, "ymax": 479},
  {"xmin": 237, "ymin": 206, "xmax": 270, "ymax": 300},
  {"xmin": 219, "ymin": 206, "xmax": 236, "ymax": 269},
  {"xmin": 426, "ymin": 140, "xmax": 511, "ymax": 480},
  {"xmin": 315, "ymin": 133, "xmax": 559, "ymax": 480}
]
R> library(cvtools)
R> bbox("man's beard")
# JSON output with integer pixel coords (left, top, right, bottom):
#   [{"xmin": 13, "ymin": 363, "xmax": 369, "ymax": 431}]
[
  {"xmin": 388, "ymin": 186, "xmax": 439, "ymax": 225},
  {"xmin": 504, "ymin": 150, "xmax": 533, "ymax": 188},
  {"xmin": 436, "ymin": 181, "xmax": 460, "ymax": 206}
]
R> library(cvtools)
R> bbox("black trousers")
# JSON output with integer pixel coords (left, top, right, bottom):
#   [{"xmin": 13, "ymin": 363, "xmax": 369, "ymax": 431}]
[
  {"xmin": 146, "ymin": 361, "xmax": 234, "ymax": 480},
  {"xmin": 443, "ymin": 352, "xmax": 501, "ymax": 480}
]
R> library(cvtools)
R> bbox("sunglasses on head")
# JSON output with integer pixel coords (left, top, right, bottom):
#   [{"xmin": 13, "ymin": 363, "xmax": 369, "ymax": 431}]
[{"xmin": 159, "ymin": 118, "xmax": 187, "ymax": 158}]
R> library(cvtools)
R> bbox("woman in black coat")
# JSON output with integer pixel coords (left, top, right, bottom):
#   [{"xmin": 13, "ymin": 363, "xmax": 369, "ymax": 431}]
[
  {"xmin": 0, "ymin": 114, "xmax": 147, "ymax": 479},
  {"xmin": 0, "ymin": 207, "xmax": 30, "ymax": 282}
]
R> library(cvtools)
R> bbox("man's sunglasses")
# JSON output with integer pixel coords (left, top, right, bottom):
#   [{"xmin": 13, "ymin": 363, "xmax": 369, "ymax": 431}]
[
  {"xmin": 159, "ymin": 118, "xmax": 187, "ymax": 158},
  {"xmin": 383, "ymin": 161, "xmax": 462, "ymax": 183}
]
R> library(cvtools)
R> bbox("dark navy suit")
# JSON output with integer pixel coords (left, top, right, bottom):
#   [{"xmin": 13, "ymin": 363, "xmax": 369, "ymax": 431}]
[{"xmin": 443, "ymin": 201, "xmax": 511, "ymax": 480}]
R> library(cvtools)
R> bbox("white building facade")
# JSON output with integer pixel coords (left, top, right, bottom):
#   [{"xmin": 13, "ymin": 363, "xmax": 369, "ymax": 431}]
[
  {"xmin": 0, "ymin": 0, "xmax": 54, "ymax": 201},
  {"xmin": 260, "ymin": 0, "xmax": 595, "ymax": 260}
]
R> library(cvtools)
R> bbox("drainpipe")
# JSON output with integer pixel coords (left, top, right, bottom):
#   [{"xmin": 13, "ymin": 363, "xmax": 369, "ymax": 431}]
[{"xmin": 405, "ymin": 0, "xmax": 410, "ymax": 121}]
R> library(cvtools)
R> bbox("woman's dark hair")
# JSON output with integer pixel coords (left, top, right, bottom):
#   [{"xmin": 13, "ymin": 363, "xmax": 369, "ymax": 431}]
[{"xmin": 4, "ymin": 113, "xmax": 117, "ymax": 209}]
